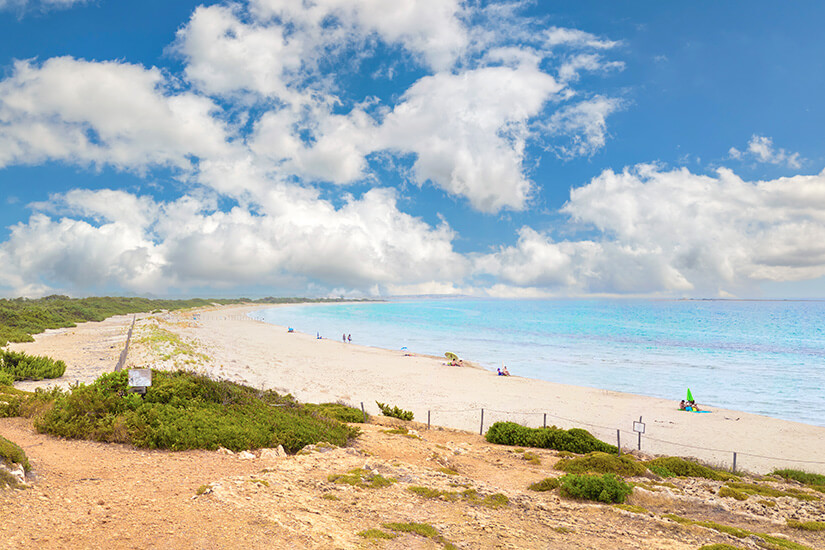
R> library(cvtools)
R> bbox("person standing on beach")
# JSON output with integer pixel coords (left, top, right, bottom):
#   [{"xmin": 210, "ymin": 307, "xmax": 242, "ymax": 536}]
[
  {"xmin": 342, "ymin": 333, "xmax": 346, "ymax": 343},
  {"xmin": 347, "ymin": 334, "xmax": 352, "ymax": 343}
]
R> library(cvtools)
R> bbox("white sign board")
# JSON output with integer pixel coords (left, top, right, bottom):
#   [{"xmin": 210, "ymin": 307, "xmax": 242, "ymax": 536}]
[
  {"xmin": 633, "ymin": 421, "xmax": 645, "ymax": 434},
  {"xmin": 128, "ymin": 369, "xmax": 152, "ymax": 388}
]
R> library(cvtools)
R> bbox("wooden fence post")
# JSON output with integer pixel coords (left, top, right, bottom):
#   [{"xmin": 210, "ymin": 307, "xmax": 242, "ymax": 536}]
[
  {"xmin": 361, "ymin": 402, "xmax": 366, "ymax": 423},
  {"xmin": 617, "ymin": 429, "xmax": 621, "ymax": 456},
  {"xmin": 480, "ymin": 409, "xmax": 484, "ymax": 435}
]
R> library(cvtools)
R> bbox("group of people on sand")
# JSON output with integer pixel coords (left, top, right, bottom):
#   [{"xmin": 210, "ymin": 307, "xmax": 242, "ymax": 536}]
[
  {"xmin": 497, "ymin": 366, "xmax": 510, "ymax": 376},
  {"xmin": 342, "ymin": 333, "xmax": 351, "ymax": 343},
  {"xmin": 679, "ymin": 399, "xmax": 700, "ymax": 412}
]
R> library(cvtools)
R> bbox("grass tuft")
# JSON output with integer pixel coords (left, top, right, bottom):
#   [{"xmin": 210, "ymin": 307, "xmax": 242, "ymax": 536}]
[
  {"xmin": 556, "ymin": 451, "xmax": 647, "ymax": 477},
  {"xmin": 528, "ymin": 477, "xmax": 560, "ymax": 492},
  {"xmin": 787, "ymin": 519, "xmax": 825, "ymax": 531},
  {"xmin": 0, "ymin": 435, "xmax": 30, "ymax": 472}
]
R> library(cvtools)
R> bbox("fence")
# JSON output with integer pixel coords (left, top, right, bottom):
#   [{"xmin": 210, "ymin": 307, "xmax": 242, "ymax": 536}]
[
  {"xmin": 114, "ymin": 315, "xmax": 137, "ymax": 372},
  {"xmin": 361, "ymin": 402, "xmax": 825, "ymax": 475}
]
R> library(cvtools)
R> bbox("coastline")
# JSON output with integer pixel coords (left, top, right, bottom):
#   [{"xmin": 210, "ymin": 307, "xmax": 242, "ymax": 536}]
[{"xmin": 11, "ymin": 302, "xmax": 825, "ymax": 475}]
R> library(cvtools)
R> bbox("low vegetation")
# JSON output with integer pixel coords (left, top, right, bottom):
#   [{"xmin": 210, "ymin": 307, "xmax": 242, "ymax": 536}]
[
  {"xmin": 772, "ymin": 469, "xmax": 825, "ymax": 491},
  {"xmin": 35, "ymin": 370, "xmax": 359, "ymax": 453},
  {"xmin": 0, "ymin": 295, "xmax": 352, "ymax": 346},
  {"xmin": 485, "ymin": 422, "xmax": 617, "ymax": 454},
  {"xmin": 381, "ymin": 522, "xmax": 458, "ymax": 549},
  {"xmin": 407, "ymin": 485, "xmax": 509, "ymax": 508},
  {"xmin": 559, "ymin": 473, "xmax": 634, "ymax": 504},
  {"xmin": 328, "ymin": 468, "xmax": 396, "ymax": 489},
  {"xmin": 614, "ymin": 503, "xmax": 648, "ymax": 514},
  {"xmin": 645, "ymin": 457, "xmax": 738, "ymax": 481},
  {"xmin": 0, "ymin": 350, "xmax": 66, "ymax": 382},
  {"xmin": 0, "ymin": 435, "xmax": 30, "ymax": 472},
  {"xmin": 555, "ymin": 451, "xmax": 647, "ymax": 477},
  {"xmin": 664, "ymin": 514, "xmax": 813, "ymax": 550},
  {"xmin": 528, "ymin": 477, "xmax": 560, "ymax": 492},
  {"xmin": 304, "ymin": 402, "xmax": 367, "ymax": 423},
  {"xmin": 787, "ymin": 520, "xmax": 825, "ymax": 531},
  {"xmin": 375, "ymin": 401, "xmax": 414, "ymax": 421},
  {"xmin": 724, "ymin": 481, "xmax": 819, "ymax": 502}
]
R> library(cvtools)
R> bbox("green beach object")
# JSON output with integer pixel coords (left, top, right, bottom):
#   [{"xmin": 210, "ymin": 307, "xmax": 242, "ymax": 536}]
[
  {"xmin": 445, "ymin": 352, "xmax": 458, "ymax": 361},
  {"xmin": 686, "ymin": 388, "xmax": 694, "ymax": 402}
]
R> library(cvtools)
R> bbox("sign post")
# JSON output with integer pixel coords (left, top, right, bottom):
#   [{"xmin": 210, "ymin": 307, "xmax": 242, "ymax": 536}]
[
  {"xmin": 128, "ymin": 368, "xmax": 152, "ymax": 395},
  {"xmin": 633, "ymin": 416, "xmax": 645, "ymax": 451}
]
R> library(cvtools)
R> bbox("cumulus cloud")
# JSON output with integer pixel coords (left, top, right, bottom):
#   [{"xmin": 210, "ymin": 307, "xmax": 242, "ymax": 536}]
[
  {"xmin": 377, "ymin": 64, "xmax": 562, "ymax": 212},
  {"xmin": 0, "ymin": 57, "xmax": 232, "ymax": 172},
  {"xmin": 0, "ymin": 186, "xmax": 468, "ymax": 295},
  {"xmin": 477, "ymin": 165, "xmax": 825, "ymax": 295},
  {"xmin": 729, "ymin": 135, "xmax": 803, "ymax": 169}
]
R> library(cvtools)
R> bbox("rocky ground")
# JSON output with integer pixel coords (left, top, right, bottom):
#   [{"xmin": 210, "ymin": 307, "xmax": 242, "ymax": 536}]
[{"xmin": 2, "ymin": 413, "xmax": 825, "ymax": 550}]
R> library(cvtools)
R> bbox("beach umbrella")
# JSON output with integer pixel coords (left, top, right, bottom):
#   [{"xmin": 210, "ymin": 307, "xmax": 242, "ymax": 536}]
[
  {"xmin": 686, "ymin": 388, "xmax": 694, "ymax": 402},
  {"xmin": 445, "ymin": 352, "xmax": 458, "ymax": 361}
]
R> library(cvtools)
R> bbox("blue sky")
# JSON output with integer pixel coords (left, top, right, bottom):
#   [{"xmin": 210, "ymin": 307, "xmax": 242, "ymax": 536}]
[{"xmin": 0, "ymin": 0, "xmax": 823, "ymax": 298}]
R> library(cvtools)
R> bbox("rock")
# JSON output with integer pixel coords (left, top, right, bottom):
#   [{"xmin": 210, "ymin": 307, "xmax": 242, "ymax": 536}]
[
  {"xmin": 216, "ymin": 447, "xmax": 234, "ymax": 455},
  {"xmin": 260, "ymin": 445, "xmax": 287, "ymax": 459},
  {"xmin": 237, "ymin": 451, "xmax": 256, "ymax": 460}
]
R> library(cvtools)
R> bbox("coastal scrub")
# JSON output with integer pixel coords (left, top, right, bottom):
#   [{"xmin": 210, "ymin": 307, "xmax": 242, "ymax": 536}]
[
  {"xmin": 485, "ymin": 422, "xmax": 617, "ymax": 454},
  {"xmin": 36, "ymin": 370, "xmax": 360, "ymax": 453}
]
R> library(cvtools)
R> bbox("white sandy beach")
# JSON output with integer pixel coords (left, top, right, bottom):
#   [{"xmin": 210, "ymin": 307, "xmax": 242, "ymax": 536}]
[{"xmin": 11, "ymin": 303, "xmax": 825, "ymax": 475}]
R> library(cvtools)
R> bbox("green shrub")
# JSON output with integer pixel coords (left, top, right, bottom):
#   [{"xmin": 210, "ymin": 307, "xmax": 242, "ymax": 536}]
[
  {"xmin": 0, "ymin": 371, "xmax": 14, "ymax": 386},
  {"xmin": 304, "ymin": 403, "xmax": 367, "ymax": 423},
  {"xmin": 0, "ymin": 350, "xmax": 66, "ymax": 381},
  {"xmin": 787, "ymin": 520, "xmax": 825, "ymax": 531},
  {"xmin": 0, "ymin": 435, "xmax": 30, "ymax": 472},
  {"xmin": 559, "ymin": 473, "xmax": 633, "ymax": 504},
  {"xmin": 376, "ymin": 401, "xmax": 413, "ymax": 421},
  {"xmin": 718, "ymin": 486, "xmax": 748, "ymax": 500},
  {"xmin": 528, "ymin": 477, "xmax": 560, "ymax": 492},
  {"xmin": 725, "ymin": 481, "xmax": 819, "ymax": 501},
  {"xmin": 36, "ymin": 370, "xmax": 359, "ymax": 453},
  {"xmin": 772, "ymin": 469, "xmax": 825, "ymax": 487},
  {"xmin": 555, "ymin": 451, "xmax": 647, "ymax": 477},
  {"xmin": 485, "ymin": 422, "xmax": 617, "ymax": 454},
  {"xmin": 645, "ymin": 457, "xmax": 736, "ymax": 481}
]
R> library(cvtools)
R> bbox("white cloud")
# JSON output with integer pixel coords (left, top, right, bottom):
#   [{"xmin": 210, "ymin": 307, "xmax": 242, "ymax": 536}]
[
  {"xmin": 545, "ymin": 95, "xmax": 624, "ymax": 158},
  {"xmin": 544, "ymin": 26, "xmax": 620, "ymax": 50},
  {"xmin": 477, "ymin": 165, "xmax": 825, "ymax": 295},
  {"xmin": 557, "ymin": 53, "xmax": 624, "ymax": 83},
  {"xmin": 377, "ymin": 64, "xmax": 562, "ymax": 212},
  {"xmin": 0, "ymin": 186, "xmax": 468, "ymax": 295},
  {"xmin": 0, "ymin": 0, "xmax": 87, "ymax": 12},
  {"xmin": 729, "ymin": 135, "xmax": 803, "ymax": 169},
  {"xmin": 0, "ymin": 57, "xmax": 232, "ymax": 171}
]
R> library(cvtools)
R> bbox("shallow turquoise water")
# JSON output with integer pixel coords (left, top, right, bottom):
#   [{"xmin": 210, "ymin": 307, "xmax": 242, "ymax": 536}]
[{"xmin": 255, "ymin": 299, "xmax": 825, "ymax": 427}]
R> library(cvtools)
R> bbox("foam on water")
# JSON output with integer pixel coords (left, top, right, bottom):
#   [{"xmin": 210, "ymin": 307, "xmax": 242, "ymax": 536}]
[{"xmin": 255, "ymin": 299, "xmax": 825, "ymax": 427}]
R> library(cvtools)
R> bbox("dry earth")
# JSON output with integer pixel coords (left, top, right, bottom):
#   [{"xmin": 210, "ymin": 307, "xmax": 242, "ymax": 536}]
[{"xmin": 3, "ymin": 414, "xmax": 825, "ymax": 549}]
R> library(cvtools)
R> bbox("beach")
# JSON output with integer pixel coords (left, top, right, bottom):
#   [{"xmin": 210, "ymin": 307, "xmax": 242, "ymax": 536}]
[{"xmin": 11, "ymin": 303, "xmax": 825, "ymax": 475}]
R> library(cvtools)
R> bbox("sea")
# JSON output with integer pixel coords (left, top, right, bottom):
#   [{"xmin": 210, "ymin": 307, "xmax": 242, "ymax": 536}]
[{"xmin": 253, "ymin": 299, "xmax": 825, "ymax": 428}]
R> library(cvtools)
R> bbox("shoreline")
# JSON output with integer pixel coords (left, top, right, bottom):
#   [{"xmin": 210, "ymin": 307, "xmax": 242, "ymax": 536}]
[{"xmin": 11, "ymin": 302, "xmax": 825, "ymax": 475}]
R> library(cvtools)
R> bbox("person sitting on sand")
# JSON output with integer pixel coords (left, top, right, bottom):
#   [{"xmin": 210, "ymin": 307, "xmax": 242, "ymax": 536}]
[
  {"xmin": 502, "ymin": 366, "xmax": 510, "ymax": 376},
  {"xmin": 497, "ymin": 368, "xmax": 504, "ymax": 376},
  {"xmin": 679, "ymin": 400, "xmax": 686, "ymax": 410}
]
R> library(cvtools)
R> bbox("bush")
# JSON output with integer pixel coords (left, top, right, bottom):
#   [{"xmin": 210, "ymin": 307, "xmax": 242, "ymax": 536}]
[
  {"xmin": 772, "ymin": 469, "xmax": 825, "ymax": 487},
  {"xmin": 555, "ymin": 451, "xmax": 647, "ymax": 477},
  {"xmin": 376, "ymin": 401, "xmax": 413, "ymax": 421},
  {"xmin": 645, "ymin": 457, "xmax": 736, "ymax": 481},
  {"xmin": 0, "ymin": 435, "xmax": 30, "ymax": 472},
  {"xmin": 0, "ymin": 371, "xmax": 13, "ymax": 386},
  {"xmin": 0, "ymin": 350, "xmax": 66, "ymax": 381},
  {"xmin": 528, "ymin": 477, "xmax": 560, "ymax": 492},
  {"xmin": 559, "ymin": 473, "xmax": 633, "ymax": 504},
  {"xmin": 485, "ymin": 422, "xmax": 617, "ymax": 454},
  {"xmin": 304, "ymin": 402, "xmax": 367, "ymax": 423},
  {"xmin": 37, "ymin": 370, "xmax": 360, "ymax": 453}
]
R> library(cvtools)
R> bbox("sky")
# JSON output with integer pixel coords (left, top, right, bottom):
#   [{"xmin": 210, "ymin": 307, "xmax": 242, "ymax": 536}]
[{"xmin": 0, "ymin": 0, "xmax": 824, "ymax": 299}]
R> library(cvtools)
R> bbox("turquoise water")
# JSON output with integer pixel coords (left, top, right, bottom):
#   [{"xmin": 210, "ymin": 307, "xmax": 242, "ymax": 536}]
[{"xmin": 255, "ymin": 299, "xmax": 825, "ymax": 427}]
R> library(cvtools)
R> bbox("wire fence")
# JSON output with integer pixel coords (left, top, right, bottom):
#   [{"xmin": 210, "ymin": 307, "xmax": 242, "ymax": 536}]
[
  {"xmin": 378, "ymin": 404, "xmax": 825, "ymax": 475},
  {"xmin": 114, "ymin": 315, "xmax": 137, "ymax": 372}
]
